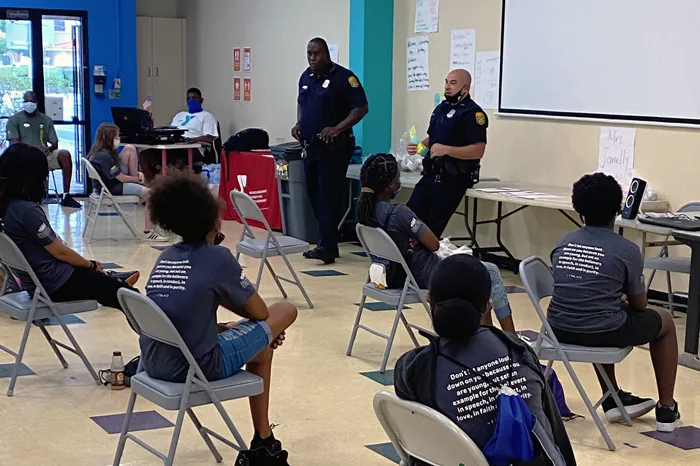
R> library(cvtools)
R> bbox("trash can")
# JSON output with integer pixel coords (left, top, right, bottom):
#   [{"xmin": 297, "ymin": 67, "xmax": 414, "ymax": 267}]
[{"xmin": 271, "ymin": 142, "xmax": 318, "ymax": 243}]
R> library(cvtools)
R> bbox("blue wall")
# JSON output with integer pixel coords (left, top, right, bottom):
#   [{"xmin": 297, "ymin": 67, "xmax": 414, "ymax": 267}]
[
  {"xmin": 349, "ymin": 0, "xmax": 394, "ymax": 155},
  {"xmin": 2, "ymin": 0, "xmax": 137, "ymax": 140}
]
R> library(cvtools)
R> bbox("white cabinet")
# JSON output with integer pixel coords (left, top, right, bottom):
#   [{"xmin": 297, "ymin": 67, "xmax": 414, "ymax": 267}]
[{"xmin": 136, "ymin": 17, "xmax": 186, "ymax": 126}]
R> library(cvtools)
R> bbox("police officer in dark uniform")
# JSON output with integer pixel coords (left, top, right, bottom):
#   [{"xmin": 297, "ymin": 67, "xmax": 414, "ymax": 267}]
[
  {"xmin": 292, "ymin": 37, "xmax": 369, "ymax": 264},
  {"xmin": 407, "ymin": 69, "xmax": 488, "ymax": 238}
]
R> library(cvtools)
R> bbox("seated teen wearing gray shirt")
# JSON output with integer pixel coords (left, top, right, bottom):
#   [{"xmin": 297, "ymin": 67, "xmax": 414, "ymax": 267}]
[
  {"xmin": 139, "ymin": 170, "xmax": 297, "ymax": 465},
  {"xmin": 356, "ymin": 153, "xmax": 516, "ymax": 334},
  {"xmin": 549, "ymin": 173, "xmax": 680, "ymax": 433},
  {"xmin": 395, "ymin": 255, "xmax": 576, "ymax": 466},
  {"xmin": 0, "ymin": 144, "xmax": 138, "ymax": 310}
]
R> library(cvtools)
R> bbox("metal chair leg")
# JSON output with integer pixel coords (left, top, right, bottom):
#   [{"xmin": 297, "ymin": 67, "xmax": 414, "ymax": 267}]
[
  {"xmin": 264, "ymin": 259, "xmax": 287, "ymax": 299},
  {"xmin": 187, "ymin": 408, "xmax": 223, "ymax": 463},
  {"xmin": 380, "ymin": 290, "xmax": 409, "ymax": 374},
  {"xmin": 346, "ymin": 295, "xmax": 367, "ymax": 356},
  {"xmin": 6, "ymin": 319, "xmax": 33, "ymax": 397},
  {"xmin": 594, "ymin": 364, "xmax": 633, "ymax": 426},
  {"xmin": 279, "ymin": 250, "xmax": 314, "ymax": 309},
  {"xmin": 666, "ymin": 271, "xmax": 675, "ymax": 317},
  {"xmin": 113, "ymin": 390, "xmax": 138, "ymax": 465},
  {"xmin": 36, "ymin": 322, "xmax": 69, "ymax": 368},
  {"xmin": 165, "ymin": 378, "xmax": 194, "ymax": 465}
]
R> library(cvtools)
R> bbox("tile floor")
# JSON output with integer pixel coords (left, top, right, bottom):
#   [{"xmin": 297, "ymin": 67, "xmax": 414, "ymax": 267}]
[{"xmin": 0, "ymin": 202, "xmax": 699, "ymax": 465}]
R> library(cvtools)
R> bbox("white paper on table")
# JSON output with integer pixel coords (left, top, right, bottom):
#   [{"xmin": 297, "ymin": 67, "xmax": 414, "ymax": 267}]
[
  {"xmin": 474, "ymin": 187, "xmax": 518, "ymax": 193},
  {"xmin": 598, "ymin": 126, "xmax": 636, "ymax": 185},
  {"xmin": 329, "ymin": 44, "xmax": 340, "ymax": 64},
  {"xmin": 474, "ymin": 50, "xmax": 500, "ymax": 110},
  {"xmin": 415, "ymin": 0, "xmax": 439, "ymax": 33},
  {"xmin": 407, "ymin": 36, "xmax": 430, "ymax": 91},
  {"xmin": 450, "ymin": 29, "xmax": 476, "ymax": 76}
]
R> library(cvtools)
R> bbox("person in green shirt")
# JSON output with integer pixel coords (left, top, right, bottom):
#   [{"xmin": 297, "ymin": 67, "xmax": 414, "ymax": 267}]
[{"xmin": 6, "ymin": 91, "xmax": 81, "ymax": 209}]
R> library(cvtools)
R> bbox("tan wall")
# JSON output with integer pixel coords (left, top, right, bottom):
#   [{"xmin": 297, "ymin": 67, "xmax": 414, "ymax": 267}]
[
  {"xmin": 178, "ymin": 0, "xmax": 350, "ymax": 144},
  {"xmin": 393, "ymin": 0, "xmax": 697, "ymax": 291}
]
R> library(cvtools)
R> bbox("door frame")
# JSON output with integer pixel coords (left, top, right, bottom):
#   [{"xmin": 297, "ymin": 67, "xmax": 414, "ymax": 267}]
[{"xmin": 0, "ymin": 8, "xmax": 91, "ymax": 194}]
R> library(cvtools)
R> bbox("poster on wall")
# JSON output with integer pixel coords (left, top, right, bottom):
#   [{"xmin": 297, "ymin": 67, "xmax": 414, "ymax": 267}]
[
  {"xmin": 407, "ymin": 36, "xmax": 430, "ymax": 91},
  {"xmin": 233, "ymin": 77, "xmax": 241, "ymax": 101},
  {"xmin": 598, "ymin": 126, "xmax": 636, "ymax": 186},
  {"xmin": 329, "ymin": 43, "xmax": 340, "ymax": 64},
  {"xmin": 450, "ymin": 29, "xmax": 476, "ymax": 76},
  {"xmin": 244, "ymin": 78, "xmax": 252, "ymax": 101},
  {"xmin": 233, "ymin": 48, "xmax": 241, "ymax": 72},
  {"xmin": 474, "ymin": 50, "xmax": 500, "ymax": 110},
  {"xmin": 243, "ymin": 47, "xmax": 252, "ymax": 72},
  {"xmin": 414, "ymin": 0, "xmax": 439, "ymax": 33}
]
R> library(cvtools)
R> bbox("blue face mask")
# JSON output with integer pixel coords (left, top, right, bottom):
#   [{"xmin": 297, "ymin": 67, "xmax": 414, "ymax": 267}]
[{"xmin": 187, "ymin": 99, "xmax": 203, "ymax": 113}]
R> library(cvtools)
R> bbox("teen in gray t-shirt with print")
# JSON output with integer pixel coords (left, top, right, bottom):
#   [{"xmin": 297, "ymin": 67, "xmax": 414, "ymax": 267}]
[{"xmin": 549, "ymin": 173, "xmax": 679, "ymax": 433}]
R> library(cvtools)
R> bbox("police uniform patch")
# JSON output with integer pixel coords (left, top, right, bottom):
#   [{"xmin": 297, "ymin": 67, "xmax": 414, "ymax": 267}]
[
  {"xmin": 475, "ymin": 112, "xmax": 486, "ymax": 126},
  {"xmin": 447, "ymin": 109, "xmax": 456, "ymax": 118},
  {"xmin": 348, "ymin": 76, "xmax": 359, "ymax": 88}
]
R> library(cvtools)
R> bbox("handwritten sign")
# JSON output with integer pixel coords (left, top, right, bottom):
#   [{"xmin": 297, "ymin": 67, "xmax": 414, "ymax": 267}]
[
  {"xmin": 450, "ymin": 29, "xmax": 476, "ymax": 75},
  {"xmin": 598, "ymin": 127, "xmax": 636, "ymax": 184},
  {"xmin": 407, "ymin": 36, "xmax": 430, "ymax": 91},
  {"xmin": 414, "ymin": 0, "xmax": 439, "ymax": 34},
  {"xmin": 474, "ymin": 50, "xmax": 500, "ymax": 110}
]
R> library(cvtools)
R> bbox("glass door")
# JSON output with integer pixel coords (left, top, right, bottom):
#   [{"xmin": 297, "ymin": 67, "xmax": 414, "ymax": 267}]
[
  {"xmin": 0, "ymin": 14, "xmax": 33, "ymax": 152},
  {"xmin": 0, "ymin": 8, "xmax": 89, "ymax": 196},
  {"xmin": 42, "ymin": 14, "xmax": 88, "ymax": 196}
]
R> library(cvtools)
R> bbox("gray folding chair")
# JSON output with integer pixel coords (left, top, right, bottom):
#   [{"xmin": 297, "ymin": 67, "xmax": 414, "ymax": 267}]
[
  {"xmin": 644, "ymin": 202, "xmax": 700, "ymax": 316},
  {"xmin": 519, "ymin": 256, "xmax": 633, "ymax": 451},
  {"xmin": 374, "ymin": 391, "xmax": 489, "ymax": 466},
  {"xmin": 113, "ymin": 289, "xmax": 264, "ymax": 466},
  {"xmin": 83, "ymin": 157, "xmax": 141, "ymax": 243},
  {"xmin": 346, "ymin": 224, "xmax": 432, "ymax": 373},
  {"xmin": 0, "ymin": 232, "xmax": 99, "ymax": 396},
  {"xmin": 230, "ymin": 190, "xmax": 313, "ymax": 309}
]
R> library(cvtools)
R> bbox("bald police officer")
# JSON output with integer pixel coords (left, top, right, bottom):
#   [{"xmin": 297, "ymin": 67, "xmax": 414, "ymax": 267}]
[
  {"xmin": 292, "ymin": 37, "xmax": 368, "ymax": 264},
  {"xmin": 407, "ymin": 69, "xmax": 488, "ymax": 238}
]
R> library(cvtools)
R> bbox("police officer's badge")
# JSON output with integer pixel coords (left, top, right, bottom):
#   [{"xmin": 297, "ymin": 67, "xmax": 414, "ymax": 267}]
[
  {"xmin": 475, "ymin": 112, "xmax": 486, "ymax": 126},
  {"xmin": 447, "ymin": 109, "xmax": 456, "ymax": 118},
  {"xmin": 348, "ymin": 76, "xmax": 359, "ymax": 88}
]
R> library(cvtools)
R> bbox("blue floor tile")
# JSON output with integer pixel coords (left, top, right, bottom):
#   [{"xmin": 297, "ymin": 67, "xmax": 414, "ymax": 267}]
[
  {"xmin": 517, "ymin": 330, "xmax": 539, "ymax": 344},
  {"xmin": 34, "ymin": 315, "xmax": 85, "ymax": 326},
  {"xmin": 101, "ymin": 262, "xmax": 122, "ymax": 270},
  {"xmin": 505, "ymin": 285, "xmax": 526, "ymax": 294},
  {"xmin": 366, "ymin": 443, "xmax": 401, "ymax": 464},
  {"xmin": 98, "ymin": 212, "xmax": 120, "ymax": 217},
  {"xmin": 356, "ymin": 302, "xmax": 410, "ymax": 312},
  {"xmin": 151, "ymin": 246, "xmax": 169, "ymax": 251},
  {"xmin": 302, "ymin": 270, "xmax": 347, "ymax": 277},
  {"xmin": 91, "ymin": 410, "xmax": 174, "ymax": 435},
  {"xmin": 642, "ymin": 426, "xmax": 700, "ymax": 450},
  {"xmin": 0, "ymin": 363, "xmax": 35, "ymax": 378},
  {"xmin": 351, "ymin": 251, "xmax": 368, "ymax": 258},
  {"xmin": 360, "ymin": 370, "xmax": 394, "ymax": 386}
]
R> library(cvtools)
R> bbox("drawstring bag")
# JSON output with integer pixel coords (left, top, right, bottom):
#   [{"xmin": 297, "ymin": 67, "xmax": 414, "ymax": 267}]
[
  {"xmin": 482, "ymin": 386, "xmax": 536, "ymax": 466},
  {"xmin": 439, "ymin": 348, "xmax": 538, "ymax": 465},
  {"xmin": 540, "ymin": 365, "xmax": 582, "ymax": 422}
]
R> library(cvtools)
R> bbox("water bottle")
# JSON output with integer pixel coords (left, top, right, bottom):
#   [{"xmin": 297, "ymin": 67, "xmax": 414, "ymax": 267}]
[{"xmin": 110, "ymin": 351, "xmax": 126, "ymax": 390}]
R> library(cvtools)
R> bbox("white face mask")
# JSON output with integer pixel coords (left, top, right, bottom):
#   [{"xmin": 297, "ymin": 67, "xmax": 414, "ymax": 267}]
[
  {"xmin": 22, "ymin": 102, "xmax": 37, "ymax": 113},
  {"xmin": 113, "ymin": 138, "xmax": 121, "ymax": 148}
]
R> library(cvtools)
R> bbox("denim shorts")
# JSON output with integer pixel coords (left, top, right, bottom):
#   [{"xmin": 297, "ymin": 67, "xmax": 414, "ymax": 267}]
[
  {"xmin": 121, "ymin": 182, "xmax": 144, "ymax": 197},
  {"xmin": 217, "ymin": 320, "xmax": 273, "ymax": 378}
]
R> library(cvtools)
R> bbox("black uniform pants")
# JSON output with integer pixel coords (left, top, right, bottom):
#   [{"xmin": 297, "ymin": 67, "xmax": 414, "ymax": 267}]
[
  {"xmin": 50, "ymin": 267, "xmax": 133, "ymax": 311},
  {"xmin": 304, "ymin": 148, "xmax": 353, "ymax": 253},
  {"xmin": 407, "ymin": 173, "xmax": 474, "ymax": 238}
]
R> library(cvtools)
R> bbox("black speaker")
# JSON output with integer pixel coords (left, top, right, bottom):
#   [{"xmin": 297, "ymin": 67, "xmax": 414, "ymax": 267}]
[{"xmin": 621, "ymin": 178, "xmax": 647, "ymax": 219}]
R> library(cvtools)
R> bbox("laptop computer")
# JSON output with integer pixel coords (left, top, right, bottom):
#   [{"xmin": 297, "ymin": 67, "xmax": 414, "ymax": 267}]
[{"xmin": 638, "ymin": 215, "xmax": 700, "ymax": 231}]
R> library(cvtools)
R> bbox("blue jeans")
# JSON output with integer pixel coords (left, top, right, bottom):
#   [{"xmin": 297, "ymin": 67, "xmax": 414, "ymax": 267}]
[
  {"xmin": 217, "ymin": 320, "xmax": 273, "ymax": 378},
  {"xmin": 482, "ymin": 261, "xmax": 512, "ymax": 320}
]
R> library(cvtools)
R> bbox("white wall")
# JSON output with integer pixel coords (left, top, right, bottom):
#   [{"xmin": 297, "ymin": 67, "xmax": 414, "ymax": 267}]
[
  {"xmin": 177, "ymin": 0, "xmax": 350, "ymax": 144},
  {"xmin": 137, "ymin": 0, "xmax": 180, "ymax": 17}
]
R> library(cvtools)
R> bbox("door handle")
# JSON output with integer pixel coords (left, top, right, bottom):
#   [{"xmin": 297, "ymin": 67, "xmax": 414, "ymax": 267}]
[
  {"xmin": 156, "ymin": 67, "xmax": 159, "ymax": 77},
  {"xmin": 148, "ymin": 66, "xmax": 151, "ymax": 77}
]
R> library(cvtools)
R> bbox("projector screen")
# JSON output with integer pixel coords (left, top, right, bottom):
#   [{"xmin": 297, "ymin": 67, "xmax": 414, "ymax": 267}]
[{"xmin": 500, "ymin": 0, "xmax": 700, "ymax": 125}]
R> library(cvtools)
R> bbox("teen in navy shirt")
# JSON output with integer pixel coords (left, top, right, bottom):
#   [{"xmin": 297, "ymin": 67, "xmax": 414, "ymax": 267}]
[{"xmin": 141, "ymin": 170, "xmax": 297, "ymax": 465}]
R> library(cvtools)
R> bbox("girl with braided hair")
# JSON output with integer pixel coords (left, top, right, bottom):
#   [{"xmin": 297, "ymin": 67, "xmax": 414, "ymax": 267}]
[{"xmin": 357, "ymin": 153, "xmax": 516, "ymax": 333}]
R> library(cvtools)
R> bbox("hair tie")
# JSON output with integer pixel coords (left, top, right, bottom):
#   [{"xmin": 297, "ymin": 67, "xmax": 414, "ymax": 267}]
[{"xmin": 361, "ymin": 187, "xmax": 375, "ymax": 194}]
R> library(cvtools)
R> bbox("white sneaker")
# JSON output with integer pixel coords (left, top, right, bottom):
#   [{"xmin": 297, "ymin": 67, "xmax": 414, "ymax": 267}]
[{"xmin": 144, "ymin": 231, "xmax": 169, "ymax": 242}]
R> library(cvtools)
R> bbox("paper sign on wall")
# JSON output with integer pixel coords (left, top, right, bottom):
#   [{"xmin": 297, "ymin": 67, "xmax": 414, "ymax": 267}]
[
  {"xmin": 407, "ymin": 36, "xmax": 430, "ymax": 91},
  {"xmin": 329, "ymin": 43, "xmax": 340, "ymax": 63},
  {"xmin": 233, "ymin": 77, "xmax": 241, "ymax": 101},
  {"xmin": 474, "ymin": 50, "xmax": 500, "ymax": 110},
  {"xmin": 598, "ymin": 127, "xmax": 636, "ymax": 184},
  {"xmin": 450, "ymin": 29, "xmax": 476, "ymax": 75},
  {"xmin": 243, "ymin": 47, "xmax": 252, "ymax": 72},
  {"xmin": 244, "ymin": 77, "xmax": 252, "ymax": 101},
  {"xmin": 414, "ymin": 0, "xmax": 439, "ymax": 33},
  {"xmin": 233, "ymin": 48, "xmax": 241, "ymax": 72}
]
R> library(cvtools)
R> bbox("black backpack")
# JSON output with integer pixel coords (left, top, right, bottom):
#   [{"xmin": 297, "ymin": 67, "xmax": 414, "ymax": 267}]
[{"xmin": 222, "ymin": 128, "xmax": 269, "ymax": 153}]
